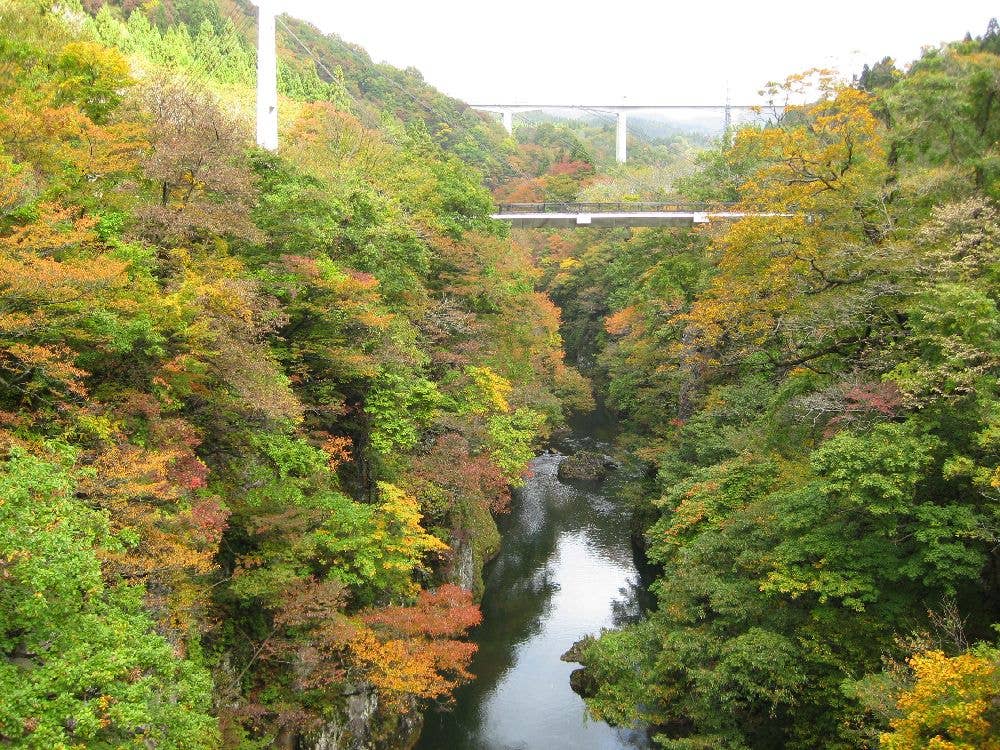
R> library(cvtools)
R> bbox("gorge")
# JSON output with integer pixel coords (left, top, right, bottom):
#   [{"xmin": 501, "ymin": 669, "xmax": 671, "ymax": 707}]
[{"xmin": 1, "ymin": 3, "xmax": 999, "ymax": 749}]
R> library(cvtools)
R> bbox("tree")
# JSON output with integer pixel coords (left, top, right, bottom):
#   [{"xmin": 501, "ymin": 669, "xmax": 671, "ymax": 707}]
[
  {"xmin": 889, "ymin": 46, "xmax": 1000, "ymax": 197},
  {"xmin": 882, "ymin": 647, "xmax": 1000, "ymax": 750},
  {"xmin": 54, "ymin": 41, "xmax": 133, "ymax": 122},
  {"xmin": 133, "ymin": 76, "xmax": 261, "ymax": 243},
  {"xmin": 0, "ymin": 2, "xmax": 573, "ymax": 746},
  {"xmin": 565, "ymin": 56, "xmax": 1000, "ymax": 749},
  {"xmin": 355, "ymin": 584, "xmax": 481, "ymax": 708},
  {"xmin": 0, "ymin": 448, "xmax": 218, "ymax": 749},
  {"xmin": 857, "ymin": 57, "xmax": 901, "ymax": 93}
]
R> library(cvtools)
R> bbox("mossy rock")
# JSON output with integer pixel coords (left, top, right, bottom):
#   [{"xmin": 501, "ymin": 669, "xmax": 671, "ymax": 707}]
[
  {"xmin": 557, "ymin": 451, "xmax": 617, "ymax": 482},
  {"xmin": 568, "ymin": 667, "xmax": 598, "ymax": 698},
  {"xmin": 455, "ymin": 494, "xmax": 500, "ymax": 600}
]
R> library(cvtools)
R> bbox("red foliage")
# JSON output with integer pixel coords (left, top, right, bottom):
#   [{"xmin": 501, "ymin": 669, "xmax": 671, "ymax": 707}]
[
  {"xmin": 547, "ymin": 160, "xmax": 593, "ymax": 177},
  {"xmin": 172, "ymin": 452, "xmax": 208, "ymax": 490},
  {"xmin": 823, "ymin": 381, "xmax": 903, "ymax": 437},
  {"xmin": 362, "ymin": 584, "xmax": 482, "ymax": 638},
  {"xmin": 187, "ymin": 498, "xmax": 229, "ymax": 544},
  {"xmin": 411, "ymin": 433, "xmax": 511, "ymax": 514},
  {"xmin": 843, "ymin": 382, "xmax": 902, "ymax": 416},
  {"xmin": 75, "ymin": 393, "xmax": 223, "ymax": 581}
]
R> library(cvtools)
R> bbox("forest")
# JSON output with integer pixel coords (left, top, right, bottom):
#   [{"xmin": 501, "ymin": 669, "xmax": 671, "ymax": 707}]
[
  {"xmin": 0, "ymin": 0, "xmax": 590, "ymax": 746},
  {"xmin": 543, "ymin": 31, "xmax": 1000, "ymax": 750},
  {"xmin": 0, "ymin": 0, "xmax": 998, "ymax": 748}
]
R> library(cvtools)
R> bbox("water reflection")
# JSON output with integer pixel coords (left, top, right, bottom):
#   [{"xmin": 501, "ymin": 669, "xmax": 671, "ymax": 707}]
[{"xmin": 417, "ymin": 417, "xmax": 651, "ymax": 750}]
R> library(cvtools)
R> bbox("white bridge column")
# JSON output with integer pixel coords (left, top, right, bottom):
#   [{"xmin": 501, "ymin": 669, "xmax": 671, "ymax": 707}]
[
  {"xmin": 615, "ymin": 110, "xmax": 628, "ymax": 163},
  {"xmin": 502, "ymin": 109, "xmax": 514, "ymax": 135},
  {"xmin": 255, "ymin": 0, "xmax": 279, "ymax": 151}
]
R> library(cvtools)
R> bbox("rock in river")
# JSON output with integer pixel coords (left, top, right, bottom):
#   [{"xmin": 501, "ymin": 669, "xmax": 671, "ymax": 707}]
[{"xmin": 557, "ymin": 451, "xmax": 617, "ymax": 482}]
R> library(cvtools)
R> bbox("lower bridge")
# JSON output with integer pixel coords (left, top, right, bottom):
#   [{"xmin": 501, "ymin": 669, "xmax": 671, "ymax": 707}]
[{"xmin": 492, "ymin": 202, "xmax": 789, "ymax": 228}]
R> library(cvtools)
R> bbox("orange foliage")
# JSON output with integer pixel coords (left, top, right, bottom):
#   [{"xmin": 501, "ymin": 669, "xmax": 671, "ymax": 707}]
[
  {"xmin": 605, "ymin": 305, "xmax": 641, "ymax": 337},
  {"xmin": 0, "ymin": 202, "xmax": 136, "ymax": 417},
  {"xmin": 0, "ymin": 202, "xmax": 98, "ymax": 255},
  {"xmin": 352, "ymin": 585, "xmax": 481, "ymax": 708},
  {"xmin": 0, "ymin": 88, "xmax": 145, "ymax": 188},
  {"xmin": 494, "ymin": 178, "xmax": 544, "ymax": 204},
  {"xmin": 362, "ymin": 583, "xmax": 482, "ymax": 637},
  {"xmin": 78, "ymin": 398, "xmax": 223, "ymax": 582},
  {"xmin": 321, "ymin": 435, "xmax": 353, "ymax": 472},
  {"xmin": 548, "ymin": 160, "xmax": 593, "ymax": 178},
  {"xmin": 2, "ymin": 343, "xmax": 89, "ymax": 399}
]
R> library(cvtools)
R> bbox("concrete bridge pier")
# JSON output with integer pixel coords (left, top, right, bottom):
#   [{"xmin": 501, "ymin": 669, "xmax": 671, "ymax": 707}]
[
  {"xmin": 254, "ymin": 0, "xmax": 279, "ymax": 151},
  {"xmin": 615, "ymin": 110, "xmax": 628, "ymax": 163},
  {"xmin": 470, "ymin": 105, "xmax": 542, "ymax": 136},
  {"xmin": 502, "ymin": 109, "xmax": 514, "ymax": 134}
]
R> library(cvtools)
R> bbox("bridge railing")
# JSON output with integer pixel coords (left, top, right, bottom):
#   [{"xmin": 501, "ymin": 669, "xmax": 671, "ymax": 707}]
[{"xmin": 494, "ymin": 201, "xmax": 736, "ymax": 214}]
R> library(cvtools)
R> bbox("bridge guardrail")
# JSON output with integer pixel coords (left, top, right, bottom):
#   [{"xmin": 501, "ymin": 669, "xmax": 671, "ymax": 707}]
[{"xmin": 495, "ymin": 202, "xmax": 737, "ymax": 214}]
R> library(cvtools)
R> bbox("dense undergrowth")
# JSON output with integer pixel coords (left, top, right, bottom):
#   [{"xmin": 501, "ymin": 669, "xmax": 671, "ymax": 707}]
[{"xmin": 535, "ymin": 27, "xmax": 1000, "ymax": 750}]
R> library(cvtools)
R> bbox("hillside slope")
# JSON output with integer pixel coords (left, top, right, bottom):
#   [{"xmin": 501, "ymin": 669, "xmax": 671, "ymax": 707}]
[
  {"xmin": 0, "ymin": 1, "xmax": 590, "ymax": 747},
  {"xmin": 83, "ymin": 0, "xmax": 518, "ymax": 183}
]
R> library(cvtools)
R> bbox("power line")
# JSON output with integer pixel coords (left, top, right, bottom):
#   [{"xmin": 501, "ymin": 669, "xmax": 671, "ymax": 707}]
[
  {"xmin": 179, "ymin": 9, "xmax": 253, "ymax": 87},
  {"xmin": 275, "ymin": 15, "xmax": 346, "ymax": 93},
  {"xmin": 256, "ymin": 12, "xmax": 718, "ymax": 187}
]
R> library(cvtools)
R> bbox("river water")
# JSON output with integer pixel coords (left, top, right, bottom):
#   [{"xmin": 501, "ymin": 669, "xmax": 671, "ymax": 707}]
[{"xmin": 417, "ymin": 413, "xmax": 651, "ymax": 750}]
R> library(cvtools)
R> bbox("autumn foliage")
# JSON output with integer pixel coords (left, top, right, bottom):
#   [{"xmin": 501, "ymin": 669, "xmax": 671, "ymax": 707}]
[
  {"xmin": 539, "ymin": 36, "xmax": 1000, "ymax": 750},
  {"xmin": 355, "ymin": 585, "xmax": 482, "ymax": 707},
  {"xmin": 882, "ymin": 648, "xmax": 1000, "ymax": 750},
  {"xmin": 0, "ymin": 1, "xmax": 585, "ymax": 746}
]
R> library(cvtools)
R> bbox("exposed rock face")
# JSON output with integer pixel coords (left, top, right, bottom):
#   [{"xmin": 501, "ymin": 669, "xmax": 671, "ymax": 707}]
[
  {"xmin": 303, "ymin": 684, "xmax": 423, "ymax": 750},
  {"xmin": 568, "ymin": 667, "xmax": 597, "ymax": 698},
  {"xmin": 556, "ymin": 451, "xmax": 618, "ymax": 482},
  {"xmin": 447, "ymin": 535, "xmax": 476, "ymax": 592},
  {"xmin": 562, "ymin": 635, "xmax": 598, "ymax": 698}
]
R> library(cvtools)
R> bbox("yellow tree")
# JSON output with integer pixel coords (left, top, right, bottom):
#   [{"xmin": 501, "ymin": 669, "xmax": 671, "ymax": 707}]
[
  {"xmin": 0, "ymin": 39, "xmax": 145, "ymax": 201},
  {"xmin": 882, "ymin": 647, "xmax": 1000, "ymax": 750},
  {"xmin": 679, "ymin": 73, "xmax": 900, "ymax": 372}
]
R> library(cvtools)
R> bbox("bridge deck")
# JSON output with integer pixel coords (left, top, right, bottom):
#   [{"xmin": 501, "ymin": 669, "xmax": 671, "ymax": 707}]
[
  {"xmin": 491, "ymin": 202, "xmax": 788, "ymax": 228},
  {"xmin": 494, "ymin": 211, "xmax": 712, "ymax": 228},
  {"xmin": 497, "ymin": 201, "xmax": 723, "ymax": 213}
]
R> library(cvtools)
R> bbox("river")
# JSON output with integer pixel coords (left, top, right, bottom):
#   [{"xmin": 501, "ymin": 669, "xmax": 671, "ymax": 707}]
[{"xmin": 417, "ymin": 411, "xmax": 652, "ymax": 750}]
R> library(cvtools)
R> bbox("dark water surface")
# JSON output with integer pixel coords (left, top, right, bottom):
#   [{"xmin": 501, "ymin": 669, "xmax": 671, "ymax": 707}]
[{"xmin": 417, "ymin": 412, "xmax": 651, "ymax": 750}]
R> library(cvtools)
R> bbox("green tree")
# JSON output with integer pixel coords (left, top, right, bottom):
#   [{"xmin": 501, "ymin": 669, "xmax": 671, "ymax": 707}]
[{"xmin": 0, "ymin": 448, "xmax": 218, "ymax": 749}]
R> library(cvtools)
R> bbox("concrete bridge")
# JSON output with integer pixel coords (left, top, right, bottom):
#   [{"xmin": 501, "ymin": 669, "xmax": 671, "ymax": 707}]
[
  {"xmin": 471, "ymin": 104, "xmax": 774, "ymax": 163},
  {"xmin": 492, "ymin": 202, "xmax": 793, "ymax": 228},
  {"xmin": 249, "ymin": 3, "xmax": 778, "ymax": 164}
]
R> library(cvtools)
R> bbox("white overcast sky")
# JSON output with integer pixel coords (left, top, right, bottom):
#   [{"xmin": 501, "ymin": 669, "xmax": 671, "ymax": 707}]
[{"xmin": 278, "ymin": 1, "xmax": 995, "ymax": 106}]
